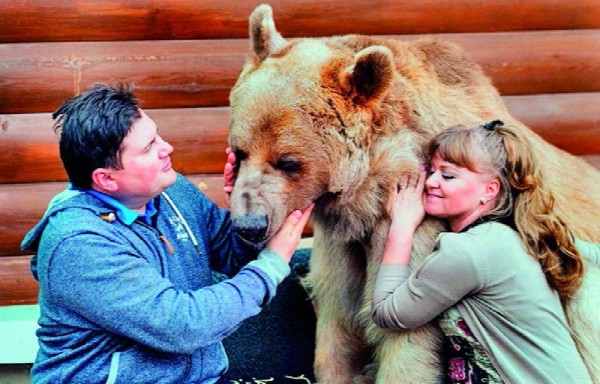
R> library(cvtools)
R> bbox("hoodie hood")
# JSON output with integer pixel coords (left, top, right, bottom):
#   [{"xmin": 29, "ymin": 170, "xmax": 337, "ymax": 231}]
[{"xmin": 21, "ymin": 189, "xmax": 107, "ymax": 281}]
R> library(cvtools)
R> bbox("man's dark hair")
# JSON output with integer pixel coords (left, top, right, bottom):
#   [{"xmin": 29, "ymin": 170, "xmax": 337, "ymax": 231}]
[{"xmin": 53, "ymin": 83, "xmax": 141, "ymax": 189}]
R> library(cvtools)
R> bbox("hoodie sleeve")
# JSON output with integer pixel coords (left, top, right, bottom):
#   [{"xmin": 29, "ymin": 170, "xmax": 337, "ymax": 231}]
[{"xmin": 43, "ymin": 229, "xmax": 289, "ymax": 355}]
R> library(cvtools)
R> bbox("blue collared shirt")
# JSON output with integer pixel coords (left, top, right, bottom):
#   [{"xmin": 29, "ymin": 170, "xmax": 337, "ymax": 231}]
[{"xmin": 69, "ymin": 184, "xmax": 157, "ymax": 226}]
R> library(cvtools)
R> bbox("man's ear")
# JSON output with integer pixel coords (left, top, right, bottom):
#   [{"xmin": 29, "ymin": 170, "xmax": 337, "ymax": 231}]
[
  {"xmin": 91, "ymin": 168, "xmax": 118, "ymax": 193},
  {"xmin": 484, "ymin": 178, "xmax": 501, "ymax": 202}
]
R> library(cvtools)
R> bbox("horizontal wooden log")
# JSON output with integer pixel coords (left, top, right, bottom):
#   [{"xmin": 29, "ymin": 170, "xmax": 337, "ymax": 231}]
[
  {"xmin": 581, "ymin": 155, "xmax": 600, "ymax": 169},
  {"xmin": 2, "ymin": 92, "xmax": 599, "ymax": 184},
  {"xmin": 0, "ymin": 39, "xmax": 246, "ymax": 114},
  {"xmin": 1, "ymin": 30, "xmax": 599, "ymax": 114},
  {"xmin": 444, "ymin": 30, "xmax": 600, "ymax": 98},
  {"xmin": 503, "ymin": 93, "xmax": 600, "ymax": 155},
  {"xmin": 1, "ymin": 0, "xmax": 599, "ymax": 43},
  {"xmin": 0, "ymin": 256, "xmax": 38, "ymax": 306}
]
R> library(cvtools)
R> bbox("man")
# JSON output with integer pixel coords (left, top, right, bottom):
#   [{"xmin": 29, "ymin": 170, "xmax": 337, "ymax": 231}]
[{"xmin": 22, "ymin": 83, "xmax": 313, "ymax": 384}]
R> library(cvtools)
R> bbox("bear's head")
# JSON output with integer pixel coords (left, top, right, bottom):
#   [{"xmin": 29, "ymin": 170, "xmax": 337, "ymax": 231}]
[{"xmin": 228, "ymin": 5, "xmax": 422, "ymax": 244}]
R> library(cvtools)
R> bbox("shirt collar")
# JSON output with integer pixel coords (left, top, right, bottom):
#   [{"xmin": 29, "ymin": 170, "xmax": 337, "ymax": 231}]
[
  {"xmin": 69, "ymin": 184, "xmax": 157, "ymax": 226},
  {"xmin": 459, "ymin": 214, "xmax": 514, "ymax": 233}
]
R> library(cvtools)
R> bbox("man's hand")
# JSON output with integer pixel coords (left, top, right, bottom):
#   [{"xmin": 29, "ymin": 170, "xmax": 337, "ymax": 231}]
[
  {"xmin": 266, "ymin": 204, "xmax": 314, "ymax": 263},
  {"xmin": 224, "ymin": 147, "xmax": 236, "ymax": 196}
]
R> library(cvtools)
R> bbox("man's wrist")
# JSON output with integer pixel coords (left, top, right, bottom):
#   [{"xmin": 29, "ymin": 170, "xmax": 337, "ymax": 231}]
[{"xmin": 247, "ymin": 248, "xmax": 291, "ymax": 286}]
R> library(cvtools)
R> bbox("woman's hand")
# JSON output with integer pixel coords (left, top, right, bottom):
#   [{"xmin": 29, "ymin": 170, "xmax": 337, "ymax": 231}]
[
  {"xmin": 390, "ymin": 168, "xmax": 426, "ymax": 232},
  {"xmin": 266, "ymin": 204, "xmax": 315, "ymax": 263},
  {"xmin": 224, "ymin": 147, "xmax": 236, "ymax": 196},
  {"xmin": 381, "ymin": 168, "xmax": 426, "ymax": 265}
]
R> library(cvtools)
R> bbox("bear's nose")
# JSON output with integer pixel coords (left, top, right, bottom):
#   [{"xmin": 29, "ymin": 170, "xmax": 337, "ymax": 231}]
[{"xmin": 232, "ymin": 214, "xmax": 269, "ymax": 246}]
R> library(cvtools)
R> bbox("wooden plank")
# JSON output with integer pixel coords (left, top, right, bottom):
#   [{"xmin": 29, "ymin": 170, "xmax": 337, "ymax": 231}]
[
  {"xmin": 582, "ymin": 155, "xmax": 600, "ymax": 169},
  {"xmin": 2, "ymin": 92, "xmax": 599, "ymax": 184},
  {"xmin": 0, "ymin": 39, "xmax": 247, "ymax": 114},
  {"xmin": 1, "ymin": 30, "xmax": 599, "ymax": 114},
  {"xmin": 437, "ymin": 30, "xmax": 600, "ymax": 97},
  {"xmin": 1, "ymin": 0, "xmax": 599, "ymax": 43},
  {"xmin": 0, "ymin": 256, "xmax": 38, "ymax": 306},
  {"xmin": 504, "ymin": 93, "xmax": 600, "ymax": 155}
]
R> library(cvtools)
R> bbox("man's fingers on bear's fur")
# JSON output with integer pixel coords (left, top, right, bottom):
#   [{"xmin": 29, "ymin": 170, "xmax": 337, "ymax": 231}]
[
  {"xmin": 283, "ymin": 210, "xmax": 303, "ymax": 233},
  {"xmin": 226, "ymin": 152, "xmax": 237, "ymax": 170},
  {"xmin": 300, "ymin": 204, "xmax": 315, "ymax": 224},
  {"xmin": 289, "ymin": 204, "xmax": 314, "ymax": 236},
  {"xmin": 224, "ymin": 163, "xmax": 233, "ymax": 177}
]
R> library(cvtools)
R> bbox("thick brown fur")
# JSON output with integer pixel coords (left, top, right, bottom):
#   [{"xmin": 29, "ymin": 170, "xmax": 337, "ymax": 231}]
[{"xmin": 227, "ymin": 4, "xmax": 600, "ymax": 383}]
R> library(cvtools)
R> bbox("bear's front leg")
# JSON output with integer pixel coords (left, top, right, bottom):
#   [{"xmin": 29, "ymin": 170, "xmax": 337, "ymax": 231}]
[
  {"xmin": 313, "ymin": 314, "xmax": 371, "ymax": 383},
  {"xmin": 308, "ymin": 234, "xmax": 371, "ymax": 383},
  {"xmin": 372, "ymin": 325, "xmax": 443, "ymax": 384},
  {"xmin": 363, "ymin": 218, "xmax": 446, "ymax": 383}
]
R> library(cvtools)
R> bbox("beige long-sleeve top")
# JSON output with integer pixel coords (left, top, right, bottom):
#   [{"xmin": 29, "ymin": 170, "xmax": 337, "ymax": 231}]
[
  {"xmin": 372, "ymin": 222, "xmax": 593, "ymax": 384},
  {"xmin": 576, "ymin": 237, "xmax": 600, "ymax": 265}
]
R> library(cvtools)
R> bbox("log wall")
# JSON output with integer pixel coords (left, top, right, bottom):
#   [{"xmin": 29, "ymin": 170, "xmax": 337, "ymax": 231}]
[{"xmin": 1, "ymin": 0, "xmax": 599, "ymax": 305}]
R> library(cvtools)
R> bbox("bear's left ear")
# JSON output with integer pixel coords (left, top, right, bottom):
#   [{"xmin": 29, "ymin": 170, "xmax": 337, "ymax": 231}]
[
  {"xmin": 340, "ymin": 46, "xmax": 395, "ymax": 106},
  {"xmin": 249, "ymin": 4, "xmax": 288, "ymax": 62}
]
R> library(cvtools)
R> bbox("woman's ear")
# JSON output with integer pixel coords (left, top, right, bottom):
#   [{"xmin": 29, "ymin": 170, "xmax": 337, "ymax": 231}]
[
  {"xmin": 483, "ymin": 178, "xmax": 501, "ymax": 202},
  {"xmin": 91, "ymin": 168, "xmax": 118, "ymax": 193}
]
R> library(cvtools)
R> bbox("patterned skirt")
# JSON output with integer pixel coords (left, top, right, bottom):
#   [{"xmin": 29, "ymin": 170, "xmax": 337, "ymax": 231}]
[{"xmin": 439, "ymin": 307, "xmax": 503, "ymax": 384}]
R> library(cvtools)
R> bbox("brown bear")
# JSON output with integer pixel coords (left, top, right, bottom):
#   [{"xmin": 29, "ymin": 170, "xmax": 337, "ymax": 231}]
[{"xmin": 227, "ymin": 4, "xmax": 600, "ymax": 383}]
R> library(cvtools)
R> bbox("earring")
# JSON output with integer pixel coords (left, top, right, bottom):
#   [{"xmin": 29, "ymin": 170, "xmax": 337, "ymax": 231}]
[{"xmin": 480, "ymin": 197, "xmax": 488, "ymax": 205}]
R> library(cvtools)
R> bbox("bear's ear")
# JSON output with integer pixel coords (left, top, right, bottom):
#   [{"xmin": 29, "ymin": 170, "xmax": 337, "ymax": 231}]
[
  {"xmin": 249, "ymin": 4, "xmax": 288, "ymax": 62},
  {"xmin": 341, "ymin": 46, "xmax": 395, "ymax": 106}
]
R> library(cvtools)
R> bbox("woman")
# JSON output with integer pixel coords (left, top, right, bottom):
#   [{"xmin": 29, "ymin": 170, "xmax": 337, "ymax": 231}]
[{"xmin": 371, "ymin": 120, "xmax": 598, "ymax": 383}]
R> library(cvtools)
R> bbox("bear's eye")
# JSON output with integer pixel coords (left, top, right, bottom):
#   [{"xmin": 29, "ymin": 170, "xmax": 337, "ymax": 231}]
[{"xmin": 274, "ymin": 156, "xmax": 302, "ymax": 176}]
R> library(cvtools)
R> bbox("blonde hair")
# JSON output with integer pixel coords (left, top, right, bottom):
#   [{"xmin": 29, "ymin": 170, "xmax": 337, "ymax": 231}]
[{"xmin": 427, "ymin": 121, "xmax": 584, "ymax": 300}]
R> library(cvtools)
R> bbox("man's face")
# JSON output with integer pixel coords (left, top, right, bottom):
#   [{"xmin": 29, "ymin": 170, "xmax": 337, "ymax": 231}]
[{"xmin": 109, "ymin": 109, "xmax": 176, "ymax": 209}]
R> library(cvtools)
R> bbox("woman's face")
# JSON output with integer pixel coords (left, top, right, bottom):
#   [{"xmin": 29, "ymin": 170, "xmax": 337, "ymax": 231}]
[{"xmin": 425, "ymin": 151, "xmax": 499, "ymax": 232}]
